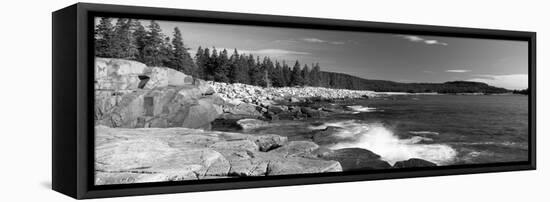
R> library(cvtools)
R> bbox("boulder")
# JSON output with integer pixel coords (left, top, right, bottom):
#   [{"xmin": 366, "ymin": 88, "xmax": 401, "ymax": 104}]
[
  {"xmin": 393, "ymin": 158, "xmax": 437, "ymax": 168},
  {"xmin": 251, "ymin": 134, "xmax": 288, "ymax": 152},
  {"xmin": 271, "ymin": 141, "xmax": 320, "ymax": 157},
  {"xmin": 224, "ymin": 103, "xmax": 262, "ymax": 116},
  {"xmin": 236, "ymin": 118, "xmax": 268, "ymax": 130},
  {"xmin": 95, "ymin": 58, "xmax": 149, "ymax": 90},
  {"xmin": 95, "ymin": 58, "xmax": 195, "ymax": 91},
  {"xmin": 166, "ymin": 68, "xmax": 194, "ymax": 86},
  {"xmin": 181, "ymin": 98, "xmax": 223, "ymax": 129},
  {"xmin": 320, "ymin": 148, "xmax": 392, "ymax": 171},
  {"xmin": 267, "ymin": 157, "xmax": 342, "ymax": 176},
  {"xmin": 267, "ymin": 105, "xmax": 287, "ymax": 114},
  {"xmin": 289, "ymin": 97, "xmax": 300, "ymax": 103}
]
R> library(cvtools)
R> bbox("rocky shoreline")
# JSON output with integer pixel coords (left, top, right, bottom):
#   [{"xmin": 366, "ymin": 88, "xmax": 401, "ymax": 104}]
[
  {"xmin": 211, "ymin": 81, "xmax": 379, "ymax": 123},
  {"xmin": 95, "ymin": 125, "xmax": 436, "ymax": 185},
  {"xmin": 93, "ymin": 58, "xmax": 437, "ymax": 185}
]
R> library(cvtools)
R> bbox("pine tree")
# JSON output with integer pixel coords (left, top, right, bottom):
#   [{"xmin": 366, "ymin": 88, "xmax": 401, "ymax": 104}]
[
  {"xmin": 141, "ymin": 20, "xmax": 165, "ymax": 66},
  {"xmin": 214, "ymin": 49, "xmax": 230, "ymax": 82},
  {"xmin": 95, "ymin": 17, "xmax": 115, "ymax": 57},
  {"xmin": 301, "ymin": 64, "xmax": 310, "ymax": 86},
  {"xmin": 259, "ymin": 57, "xmax": 273, "ymax": 87},
  {"xmin": 203, "ymin": 48, "xmax": 212, "ymax": 80},
  {"xmin": 248, "ymin": 56, "xmax": 263, "ymax": 86},
  {"xmin": 131, "ymin": 21, "xmax": 147, "ymax": 62},
  {"xmin": 194, "ymin": 46, "xmax": 206, "ymax": 79},
  {"xmin": 159, "ymin": 36, "xmax": 173, "ymax": 67},
  {"xmin": 240, "ymin": 54, "xmax": 251, "ymax": 84},
  {"xmin": 171, "ymin": 27, "xmax": 196, "ymax": 75},
  {"xmin": 195, "ymin": 46, "xmax": 212, "ymax": 80},
  {"xmin": 112, "ymin": 18, "xmax": 133, "ymax": 59},
  {"xmin": 203, "ymin": 47, "xmax": 218, "ymax": 81},
  {"xmin": 270, "ymin": 61, "xmax": 284, "ymax": 87},
  {"xmin": 290, "ymin": 60, "xmax": 304, "ymax": 86},
  {"xmin": 229, "ymin": 49, "xmax": 249, "ymax": 84},
  {"xmin": 228, "ymin": 49, "xmax": 239, "ymax": 83},
  {"xmin": 310, "ymin": 63, "xmax": 321, "ymax": 86},
  {"xmin": 282, "ymin": 61, "xmax": 291, "ymax": 87}
]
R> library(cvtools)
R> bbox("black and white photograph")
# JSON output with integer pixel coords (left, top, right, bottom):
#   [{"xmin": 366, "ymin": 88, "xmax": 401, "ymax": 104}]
[{"xmin": 93, "ymin": 17, "xmax": 529, "ymax": 185}]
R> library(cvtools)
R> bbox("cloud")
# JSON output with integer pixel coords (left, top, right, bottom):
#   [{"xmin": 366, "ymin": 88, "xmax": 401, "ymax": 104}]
[
  {"xmin": 330, "ymin": 41, "xmax": 346, "ymax": 45},
  {"xmin": 243, "ymin": 49, "xmax": 311, "ymax": 56},
  {"xmin": 467, "ymin": 74, "xmax": 528, "ymax": 90},
  {"xmin": 401, "ymin": 35, "xmax": 424, "ymax": 42},
  {"xmin": 302, "ymin": 38, "xmax": 346, "ymax": 45},
  {"xmin": 397, "ymin": 35, "xmax": 448, "ymax": 46},
  {"xmin": 303, "ymin": 38, "xmax": 326, "ymax": 43},
  {"xmin": 446, "ymin": 69, "xmax": 471, "ymax": 73}
]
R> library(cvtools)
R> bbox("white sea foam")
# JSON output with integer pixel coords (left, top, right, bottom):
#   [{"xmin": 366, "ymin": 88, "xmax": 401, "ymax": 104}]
[
  {"xmin": 316, "ymin": 120, "xmax": 457, "ymax": 165},
  {"xmin": 408, "ymin": 131, "xmax": 440, "ymax": 136},
  {"xmin": 346, "ymin": 105, "xmax": 378, "ymax": 113},
  {"xmin": 451, "ymin": 141, "xmax": 527, "ymax": 149}
]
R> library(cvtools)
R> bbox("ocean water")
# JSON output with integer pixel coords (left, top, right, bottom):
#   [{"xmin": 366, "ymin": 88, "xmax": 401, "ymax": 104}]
[{"xmin": 237, "ymin": 95, "xmax": 529, "ymax": 166}]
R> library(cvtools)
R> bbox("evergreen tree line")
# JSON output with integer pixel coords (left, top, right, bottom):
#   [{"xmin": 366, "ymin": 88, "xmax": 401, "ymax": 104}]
[
  {"xmin": 94, "ymin": 18, "xmax": 512, "ymax": 93},
  {"xmin": 193, "ymin": 46, "xmax": 322, "ymax": 87}
]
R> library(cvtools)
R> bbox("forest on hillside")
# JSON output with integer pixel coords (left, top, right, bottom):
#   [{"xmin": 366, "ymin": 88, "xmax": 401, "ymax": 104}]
[{"xmin": 94, "ymin": 18, "xmax": 511, "ymax": 94}]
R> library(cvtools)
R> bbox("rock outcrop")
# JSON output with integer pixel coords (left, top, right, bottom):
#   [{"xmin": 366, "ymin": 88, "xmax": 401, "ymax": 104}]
[
  {"xmin": 94, "ymin": 58, "xmax": 221, "ymax": 129},
  {"xmin": 95, "ymin": 126, "xmax": 342, "ymax": 185},
  {"xmin": 319, "ymin": 148, "xmax": 392, "ymax": 171},
  {"xmin": 393, "ymin": 158, "xmax": 437, "ymax": 168},
  {"xmin": 95, "ymin": 58, "xmax": 196, "ymax": 90}
]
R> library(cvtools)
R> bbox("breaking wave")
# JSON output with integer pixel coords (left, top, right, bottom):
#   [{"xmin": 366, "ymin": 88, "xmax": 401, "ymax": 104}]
[
  {"xmin": 346, "ymin": 105, "xmax": 379, "ymax": 113},
  {"xmin": 312, "ymin": 120, "xmax": 457, "ymax": 165}
]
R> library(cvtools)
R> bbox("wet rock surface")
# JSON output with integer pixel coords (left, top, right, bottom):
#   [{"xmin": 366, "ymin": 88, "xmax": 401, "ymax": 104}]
[
  {"xmin": 393, "ymin": 158, "xmax": 437, "ymax": 168},
  {"xmin": 319, "ymin": 148, "xmax": 392, "ymax": 171}
]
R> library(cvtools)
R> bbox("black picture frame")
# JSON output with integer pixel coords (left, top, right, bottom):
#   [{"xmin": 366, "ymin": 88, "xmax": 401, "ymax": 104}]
[{"xmin": 52, "ymin": 2, "xmax": 536, "ymax": 199}]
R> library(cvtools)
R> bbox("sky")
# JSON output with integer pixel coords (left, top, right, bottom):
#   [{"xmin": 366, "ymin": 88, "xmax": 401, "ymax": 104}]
[{"xmin": 101, "ymin": 18, "xmax": 529, "ymax": 90}]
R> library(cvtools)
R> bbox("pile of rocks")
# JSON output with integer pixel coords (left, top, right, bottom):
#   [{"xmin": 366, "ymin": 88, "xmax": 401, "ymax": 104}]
[
  {"xmin": 211, "ymin": 81, "xmax": 376, "ymax": 105},
  {"xmin": 210, "ymin": 81, "xmax": 376, "ymax": 120}
]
